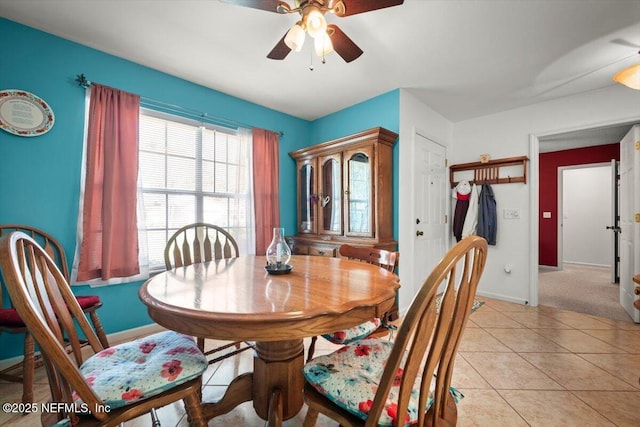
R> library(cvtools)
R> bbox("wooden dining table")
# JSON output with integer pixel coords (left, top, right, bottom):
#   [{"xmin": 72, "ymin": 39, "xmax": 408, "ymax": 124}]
[{"xmin": 139, "ymin": 254, "xmax": 400, "ymax": 426}]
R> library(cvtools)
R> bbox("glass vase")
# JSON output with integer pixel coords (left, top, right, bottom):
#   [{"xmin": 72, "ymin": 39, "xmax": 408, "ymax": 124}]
[{"xmin": 266, "ymin": 227, "xmax": 292, "ymax": 270}]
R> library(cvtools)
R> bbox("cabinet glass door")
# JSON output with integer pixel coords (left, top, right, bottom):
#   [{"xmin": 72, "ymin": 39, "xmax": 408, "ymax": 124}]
[
  {"xmin": 298, "ymin": 160, "xmax": 316, "ymax": 233},
  {"xmin": 345, "ymin": 148, "xmax": 373, "ymax": 237},
  {"xmin": 319, "ymin": 155, "xmax": 342, "ymax": 235}
]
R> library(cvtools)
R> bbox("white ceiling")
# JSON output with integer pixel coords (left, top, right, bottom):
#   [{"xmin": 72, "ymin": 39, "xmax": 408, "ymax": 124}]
[
  {"xmin": 538, "ymin": 123, "xmax": 634, "ymax": 153},
  {"xmin": 1, "ymin": 0, "xmax": 639, "ymax": 124}
]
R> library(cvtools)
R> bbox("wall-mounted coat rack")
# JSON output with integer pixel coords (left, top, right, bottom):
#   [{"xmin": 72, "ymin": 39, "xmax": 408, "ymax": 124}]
[{"xmin": 450, "ymin": 156, "xmax": 528, "ymax": 187}]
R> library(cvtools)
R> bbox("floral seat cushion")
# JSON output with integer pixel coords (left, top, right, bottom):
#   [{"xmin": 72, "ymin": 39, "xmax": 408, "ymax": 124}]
[
  {"xmin": 75, "ymin": 330, "xmax": 207, "ymax": 409},
  {"xmin": 321, "ymin": 318, "xmax": 382, "ymax": 345},
  {"xmin": 303, "ymin": 338, "xmax": 463, "ymax": 426}
]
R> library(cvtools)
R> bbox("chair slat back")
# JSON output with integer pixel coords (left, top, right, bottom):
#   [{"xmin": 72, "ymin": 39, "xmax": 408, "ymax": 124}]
[
  {"xmin": 338, "ymin": 244, "xmax": 399, "ymax": 273},
  {"xmin": 0, "ymin": 224, "xmax": 69, "ymax": 314},
  {"xmin": 164, "ymin": 223, "xmax": 239, "ymax": 269},
  {"xmin": 0, "ymin": 232, "xmax": 108, "ymax": 423},
  {"xmin": 0, "ymin": 224, "xmax": 69, "ymax": 280},
  {"xmin": 366, "ymin": 236, "xmax": 487, "ymax": 427}
]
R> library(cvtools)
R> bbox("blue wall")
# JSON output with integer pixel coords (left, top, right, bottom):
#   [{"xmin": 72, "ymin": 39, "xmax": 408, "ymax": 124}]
[
  {"xmin": 309, "ymin": 90, "xmax": 399, "ymax": 143},
  {"xmin": 0, "ymin": 18, "xmax": 399, "ymax": 360},
  {"xmin": 309, "ymin": 90, "xmax": 400, "ymax": 238}
]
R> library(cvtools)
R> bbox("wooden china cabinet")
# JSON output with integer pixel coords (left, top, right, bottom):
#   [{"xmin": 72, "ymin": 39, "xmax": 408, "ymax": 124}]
[{"xmin": 287, "ymin": 127, "xmax": 398, "ymax": 257}]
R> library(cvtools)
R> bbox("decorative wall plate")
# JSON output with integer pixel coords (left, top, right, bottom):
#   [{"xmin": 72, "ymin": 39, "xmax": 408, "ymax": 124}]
[{"xmin": 0, "ymin": 89, "xmax": 55, "ymax": 136}]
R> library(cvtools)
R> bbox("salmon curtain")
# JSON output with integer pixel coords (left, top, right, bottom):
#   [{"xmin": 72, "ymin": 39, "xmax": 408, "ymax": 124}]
[
  {"xmin": 76, "ymin": 84, "xmax": 140, "ymax": 281},
  {"xmin": 252, "ymin": 128, "xmax": 280, "ymax": 255}
]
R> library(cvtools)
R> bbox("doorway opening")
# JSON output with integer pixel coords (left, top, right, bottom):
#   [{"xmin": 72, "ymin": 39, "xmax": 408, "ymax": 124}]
[
  {"xmin": 535, "ymin": 123, "xmax": 635, "ymax": 321},
  {"xmin": 558, "ymin": 163, "xmax": 616, "ymax": 275},
  {"xmin": 538, "ymin": 162, "xmax": 629, "ymax": 321}
]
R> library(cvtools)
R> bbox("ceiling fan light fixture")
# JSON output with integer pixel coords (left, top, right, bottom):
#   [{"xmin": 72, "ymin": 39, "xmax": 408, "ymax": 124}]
[
  {"xmin": 305, "ymin": 8, "xmax": 327, "ymax": 38},
  {"xmin": 229, "ymin": 0, "xmax": 406, "ymax": 63},
  {"xmin": 314, "ymin": 33, "xmax": 334, "ymax": 56},
  {"xmin": 613, "ymin": 54, "xmax": 640, "ymax": 90},
  {"xmin": 284, "ymin": 22, "xmax": 306, "ymax": 52}
]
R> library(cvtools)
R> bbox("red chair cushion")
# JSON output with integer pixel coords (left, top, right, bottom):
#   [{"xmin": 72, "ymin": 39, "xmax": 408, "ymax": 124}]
[
  {"xmin": 0, "ymin": 296, "xmax": 100, "ymax": 327},
  {"xmin": 0, "ymin": 307, "xmax": 26, "ymax": 327},
  {"xmin": 75, "ymin": 295, "xmax": 101, "ymax": 309}
]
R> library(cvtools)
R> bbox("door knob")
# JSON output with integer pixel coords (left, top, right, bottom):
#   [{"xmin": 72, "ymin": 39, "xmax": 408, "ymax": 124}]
[{"xmin": 416, "ymin": 230, "xmax": 424, "ymax": 236}]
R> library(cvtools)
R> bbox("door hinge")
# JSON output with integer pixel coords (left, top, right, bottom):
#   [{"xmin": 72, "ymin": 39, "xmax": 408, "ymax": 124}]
[
  {"xmin": 636, "ymin": 141, "xmax": 640, "ymax": 150},
  {"xmin": 635, "ymin": 213, "xmax": 640, "ymax": 223},
  {"xmin": 445, "ymin": 158, "xmax": 449, "ymax": 167},
  {"xmin": 444, "ymin": 214, "xmax": 448, "ymax": 224}
]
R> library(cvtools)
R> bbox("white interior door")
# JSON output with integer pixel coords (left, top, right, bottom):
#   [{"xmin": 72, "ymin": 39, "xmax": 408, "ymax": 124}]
[
  {"xmin": 619, "ymin": 125, "xmax": 639, "ymax": 323},
  {"xmin": 413, "ymin": 133, "xmax": 447, "ymax": 290}
]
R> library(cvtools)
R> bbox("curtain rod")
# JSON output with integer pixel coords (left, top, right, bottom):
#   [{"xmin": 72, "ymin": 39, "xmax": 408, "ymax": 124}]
[{"xmin": 75, "ymin": 74, "xmax": 284, "ymax": 138}]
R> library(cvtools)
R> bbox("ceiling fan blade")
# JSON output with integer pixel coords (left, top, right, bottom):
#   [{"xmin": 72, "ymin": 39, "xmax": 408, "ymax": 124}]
[
  {"xmin": 220, "ymin": 0, "xmax": 288, "ymax": 13},
  {"xmin": 267, "ymin": 32, "xmax": 292, "ymax": 60},
  {"xmin": 327, "ymin": 24, "xmax": 363, "ymax": 63},
  {"xmin": 333, "ymin": 0, "xmax": 404, "ymax": 17}
]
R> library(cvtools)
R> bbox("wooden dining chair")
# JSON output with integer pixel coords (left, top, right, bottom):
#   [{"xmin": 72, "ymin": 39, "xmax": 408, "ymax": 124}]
[
  {"xmin": 0, "ymin": 231, "xmax": 208, "ymax": 426},
  {"xmin": 0, "ymin": 224, "xmax": 108, "ymax": 404},
  {"xmin": 303, "ymin": 236, "xmax": 488, "ymax": 427},
  {"xmin": 164, "ymin": 222, "xmax": 253, "ymax": 364},
  {"xmin": 306, "ymin": 244, "xmax": 399, "ymax": 363}
]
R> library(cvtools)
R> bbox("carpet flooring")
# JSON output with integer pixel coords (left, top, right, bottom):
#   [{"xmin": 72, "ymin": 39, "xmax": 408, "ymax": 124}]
[{"xmin": 538, "ymin": 263, "xmax": 633, "ymax": 322}]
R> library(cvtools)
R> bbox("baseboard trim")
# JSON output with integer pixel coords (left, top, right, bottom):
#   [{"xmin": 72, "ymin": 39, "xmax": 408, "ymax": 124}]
[
  {"xmin": 477, "ymin": 291, "xmax": 530, "ymax": 306},
  {"xmin": 108, "ymin": 323, "xmax": 166, "ymax": 343},
  {"xmin": 0, "ymin": 323, "xmax": 166, "ymax": 371},
  {"xmin": 563, "ymin": 261, "xmax": 612, "ymax": 269},
  {"xmin": 0, "ymin": 354, "xmax": 24, "ymax": 373}
]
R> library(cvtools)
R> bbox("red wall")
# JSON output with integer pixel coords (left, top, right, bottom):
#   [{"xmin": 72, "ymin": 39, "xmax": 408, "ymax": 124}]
[{"xmin": 539, "ymin": 143, "xmax": 620, "ymax": 266}]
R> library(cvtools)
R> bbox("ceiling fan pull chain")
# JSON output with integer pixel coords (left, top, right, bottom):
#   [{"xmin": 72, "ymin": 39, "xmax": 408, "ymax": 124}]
[{"xmin": 309, "ymin": 46, "xmax": 314, "ymax": 71}]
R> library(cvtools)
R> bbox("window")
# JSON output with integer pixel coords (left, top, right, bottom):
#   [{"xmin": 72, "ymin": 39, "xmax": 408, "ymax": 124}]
[{"xmin": 138, "ymin": 110, "xmax": 253, "ymax": 271}]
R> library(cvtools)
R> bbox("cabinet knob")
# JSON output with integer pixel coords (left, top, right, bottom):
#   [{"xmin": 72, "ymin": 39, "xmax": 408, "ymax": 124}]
[
  {"xmin": 318, "ymin": 250, "xmax": 325, "ymax": 255},
  {"xmin": 416, "ymin": 231, "xmax": 424, "ymax": 236}
]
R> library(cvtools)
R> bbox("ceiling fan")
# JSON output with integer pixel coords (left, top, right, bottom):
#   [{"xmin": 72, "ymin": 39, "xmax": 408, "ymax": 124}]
[{"xmin": 221, "ymin": 0, "xmax": 405, "ymax": 63}]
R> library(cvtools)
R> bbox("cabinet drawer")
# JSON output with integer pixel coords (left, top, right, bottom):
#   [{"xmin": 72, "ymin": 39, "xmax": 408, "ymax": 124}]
[
  {"xmin": 309, "ymin": 246, "xmax": 336, "ymax": 257},
  {"xmin": 291, "ymin": 244, "xmax": 310, "ymax": 255}
]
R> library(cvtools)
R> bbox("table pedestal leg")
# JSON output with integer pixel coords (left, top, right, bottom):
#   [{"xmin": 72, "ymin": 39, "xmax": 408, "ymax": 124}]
[
  {"xmin": 253, "ymin": 339, "xmax": 305, "ymax": 425},
  {"xmin": 201, "ymin": 372, "xmax": 253, "ymax": 421}
]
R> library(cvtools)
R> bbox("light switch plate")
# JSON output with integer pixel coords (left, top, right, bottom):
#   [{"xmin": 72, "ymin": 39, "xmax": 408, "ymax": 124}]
[{"xmin": 504, "ymin": 209, "xmax": 520, "ymax": 219}]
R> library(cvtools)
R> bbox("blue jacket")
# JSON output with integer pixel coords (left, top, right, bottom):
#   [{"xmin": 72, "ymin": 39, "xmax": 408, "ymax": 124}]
[{"xmin": 477, "ymin": 183, "xmax": 497, "ymax": 245}]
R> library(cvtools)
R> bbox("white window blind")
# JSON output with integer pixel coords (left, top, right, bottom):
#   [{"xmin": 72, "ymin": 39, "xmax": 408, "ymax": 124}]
[{"xmin": 139, "ymin": 110, "xmax": 252, "ymax": 271}]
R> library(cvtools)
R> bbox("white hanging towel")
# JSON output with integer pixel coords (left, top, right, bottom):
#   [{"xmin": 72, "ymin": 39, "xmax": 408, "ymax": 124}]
[{"xmin": 462, "ymin": 183, "xmax": 479, "ymax": 238}]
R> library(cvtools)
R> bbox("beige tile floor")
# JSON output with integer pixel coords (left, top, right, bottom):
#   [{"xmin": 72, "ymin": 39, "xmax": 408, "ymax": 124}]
[{"xmin": 1, "ymin": 297, "xmax": 639, "ymax": 426}]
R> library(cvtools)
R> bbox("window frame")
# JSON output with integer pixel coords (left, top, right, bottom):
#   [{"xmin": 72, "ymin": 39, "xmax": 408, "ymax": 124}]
[{"xmin": 138, "ymin": 108, "xmax": 252, "ymax": 272}]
